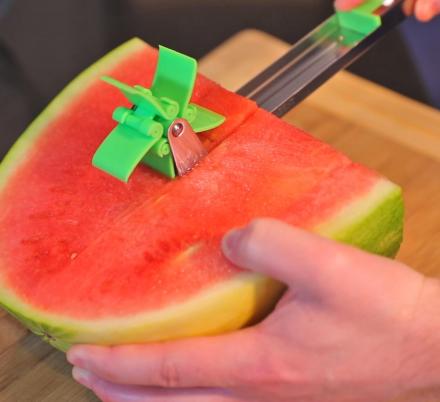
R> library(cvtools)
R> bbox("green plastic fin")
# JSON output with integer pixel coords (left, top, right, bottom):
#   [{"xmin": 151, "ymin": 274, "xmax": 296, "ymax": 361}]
[
  {"xmin": 133, "ymin": 86, "xmax": 179, "ymax": 120},
  {"xmin": 93, "ymin": 124, "xmax": 161, "ymax": 182},
  {"xmin": 102, "ymin": 76, "xmax": 150, "ymax": 107},
  {"xmin": 152, "ymin": 46, "xmax": 197, "ymax": 115},
  {"xmin": 102, "ymin": 76, "xmax": 177, "ymax": 120},
  {"xmin": 188, "ymin": 104, "xmax": 226, "ymax": 133},
  {"xmin": 142, "ymin": 139, "xmax": 176, "ymax": 179},
  {"xmin": 336, "ymin": 0, "xmax": 382, "ymax": 37}
]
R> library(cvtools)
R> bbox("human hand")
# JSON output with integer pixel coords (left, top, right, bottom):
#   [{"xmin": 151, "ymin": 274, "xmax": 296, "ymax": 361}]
[
  {"xmin": 335, "ymin": 0, "xmax": 440, "ymax": 21},
  {"xmin": 67, "ymin": 219, "xmax": 440, "ymax": 402}
]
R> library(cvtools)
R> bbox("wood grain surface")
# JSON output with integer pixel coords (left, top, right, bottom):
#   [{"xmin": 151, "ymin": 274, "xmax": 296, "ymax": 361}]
[{"xmin": 1, "ymin": 30, "xmax": 439, "ymax": 402}]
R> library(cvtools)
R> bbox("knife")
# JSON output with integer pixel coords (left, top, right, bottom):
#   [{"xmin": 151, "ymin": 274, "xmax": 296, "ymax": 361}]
[{"xmin": 238, "ymin": 0, "xmax": 406, "ymax": 116}]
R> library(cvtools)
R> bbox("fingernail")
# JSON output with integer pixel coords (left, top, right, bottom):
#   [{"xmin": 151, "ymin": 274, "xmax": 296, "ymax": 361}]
[
  {"xmin": 72, "ymin": 367, "xmax": 92, "ymax": 388},
  {"xmin": 222, "ymin": 228, "xmax": 245, "ymax": 257}
]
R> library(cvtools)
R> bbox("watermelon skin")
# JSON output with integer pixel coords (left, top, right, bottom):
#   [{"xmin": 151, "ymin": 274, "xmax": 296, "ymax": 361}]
[{"xmin": 0, "ymin": 39, "xmax": 403, "ymax": 351}]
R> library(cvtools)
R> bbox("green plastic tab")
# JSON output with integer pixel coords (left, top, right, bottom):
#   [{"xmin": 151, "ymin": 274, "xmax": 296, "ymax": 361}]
[
  {"xmin": 142, "ymin": 139, "xmax": 175, "ymax": 179},
  {"xmin": 92, "ymin": 46, "xmax": 225, "ymax": 182},
  {"xmin": 336, "ymin": 0, "xmax": 382, "ymax": 38},
  {"xmin": 189, "ymin": 105, "xmax": 226, "ymax": 132},
  {"xmin": 152, "ymin": 46, "xmax": 197, "ymax": 115},
  {"xmin": 92, "ymin": 124, "xmax": 162, "ymax": 182}
]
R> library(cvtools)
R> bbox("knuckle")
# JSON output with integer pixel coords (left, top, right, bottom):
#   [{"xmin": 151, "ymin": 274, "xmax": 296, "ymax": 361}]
[
  {"xmin": 258, "ymin": 357, "xmax": 301, "ymax": 388},
  {"xmin": 324, "ymin": 246, "xmax": 353, "ymax": 270},
  {"xmin": 96, "ymin": 348, "xmax": 122, "ymax": 382},
  {"xmin": 156, "ymin": 356, "xmax": 181, "ymax": 388},
  {"xmin": 235, "ymin": 335, "xmax": 303, "ymax": 389},
  {"xmin": 99, "ymin": 364, "xmax": 120, "ymax": 383},
  {"xmin": 233, "ymin": 338, "xmax": 281, "ymax": 386},
  {"xmin": 237, "ymin": 356, "xmax": 279, "ymax": 386}
]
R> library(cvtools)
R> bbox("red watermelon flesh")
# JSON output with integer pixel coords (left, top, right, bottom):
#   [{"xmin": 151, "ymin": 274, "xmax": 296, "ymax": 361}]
[{"xmin": 0, "ymin": 39, "xmax": 403, "ymax": 348}]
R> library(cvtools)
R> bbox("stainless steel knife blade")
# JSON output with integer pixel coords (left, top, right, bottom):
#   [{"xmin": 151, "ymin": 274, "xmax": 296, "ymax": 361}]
[{"xmin": 237, "ymin": 0, "xmax": 405, "ymax": 116}]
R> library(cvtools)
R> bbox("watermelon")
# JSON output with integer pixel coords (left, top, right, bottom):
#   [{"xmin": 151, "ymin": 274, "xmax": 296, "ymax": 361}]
[{"xmin": 0, "ymin": 38, "xmax": 403, "ymax": 351}]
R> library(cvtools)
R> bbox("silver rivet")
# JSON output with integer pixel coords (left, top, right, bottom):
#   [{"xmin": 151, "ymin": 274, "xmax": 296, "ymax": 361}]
[{"xmin": 171, "ymin": 122, "xmax": 184, "ymax": 137}]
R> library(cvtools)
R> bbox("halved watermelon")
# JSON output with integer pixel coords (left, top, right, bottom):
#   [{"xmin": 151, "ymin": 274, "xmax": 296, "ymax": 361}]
[{"xmin": 0, "ymin": 39, "xmax": 403, "ymax": 351}]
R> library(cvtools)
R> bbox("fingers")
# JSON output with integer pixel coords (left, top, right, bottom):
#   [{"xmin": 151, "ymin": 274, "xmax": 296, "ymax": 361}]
[
  {"xmin": 334, "ymin": 0, "xmax": 365, "ymax": 10},
  {"xmin": 223, "ymin": 218, "xmax": 348, "ymax": 288},
  {"xmin": 73, "ymin": 367, "xmax": 234, "ymax": 402},
  {"xmin": 403, "ymin": 0, "xmax": 417, "ymax": 15},
  {"xmin": 222, "ymin": 218, "xmax": 363, "ymax": 289},
  {"xmin": 335, "ymin": 0, "xmax": 440, "ymax": 21},
  {"xmin": 414, "ymin": 0, "xmax": 440, "ymax": 21},
  {"xmin": 221, "ymin": 218, "xmax": 421, "ymax": 304},
  {"xmin": 68, "ymin": 328, "xmax": 263, "ymax": 389}
]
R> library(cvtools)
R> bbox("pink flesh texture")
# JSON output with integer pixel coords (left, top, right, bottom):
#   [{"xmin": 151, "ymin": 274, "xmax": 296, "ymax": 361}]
[{"xmin": 0, "ymin": 44, "xmax": 378, "ymax": 319}]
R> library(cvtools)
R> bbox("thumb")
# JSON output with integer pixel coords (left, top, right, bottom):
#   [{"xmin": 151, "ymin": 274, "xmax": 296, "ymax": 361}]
[
  {"xmin": 334, "ymin": 0, "xmax": 365, "ymax": 10},
  {"xmin": 222, "ymin": 218, "xmax": 419, "ymax": 303},
  {"xmin": 222, "ymin": 218, "xmax": 355, "ymax": 290}
]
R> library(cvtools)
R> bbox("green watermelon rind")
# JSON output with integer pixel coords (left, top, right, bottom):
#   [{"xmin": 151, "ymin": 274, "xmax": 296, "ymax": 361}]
[
  {"xmin": 0, "ymin": 38, "xmax": 404, "ymax": 351},
  {"xmin": 315, "ymin": 179, "xmax": 404, "ymax": 257}
]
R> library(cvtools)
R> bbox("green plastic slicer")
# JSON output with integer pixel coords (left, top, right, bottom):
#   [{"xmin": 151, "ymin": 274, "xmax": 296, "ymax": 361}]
[{"xmin": 92, "ymin": 46, "xmax": 225, "ymax": 182}]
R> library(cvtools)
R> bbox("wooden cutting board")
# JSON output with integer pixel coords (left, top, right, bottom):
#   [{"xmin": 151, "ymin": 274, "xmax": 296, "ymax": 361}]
[{"xmin": 1, "ymin": 30, "xmax": 439, "ymax": 402}]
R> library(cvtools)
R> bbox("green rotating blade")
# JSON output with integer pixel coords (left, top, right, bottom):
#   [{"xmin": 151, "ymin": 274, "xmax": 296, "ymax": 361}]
[
  {"xmin": 189, "ymin": 105, "xmax": 226, "ymax": 132},
  {"xmin": 102, "ymin": 76, "xmax": 178, "ymax": 120},
  {"xmin": 152, "ymin": 46, "xmax": 197, "ymax": 116},
  {"xmin": 93, "ymin": 45, "xmax": 225, "ymax": 182},
  {"xmin": 92, "ymin": 124, "xmax": 162, "ymax": 182}
]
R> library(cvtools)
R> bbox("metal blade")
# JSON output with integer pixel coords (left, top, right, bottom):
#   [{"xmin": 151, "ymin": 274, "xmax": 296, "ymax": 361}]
[
  {"xmin": 167, "ymin": 119, "xmax": 208, "ymax": 176},
  {"xmin": 237, "ymin": 0, "xmax": 405, "ymax": 117}
]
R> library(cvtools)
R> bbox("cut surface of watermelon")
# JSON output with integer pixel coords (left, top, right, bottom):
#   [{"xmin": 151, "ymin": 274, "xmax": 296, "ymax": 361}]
[{"xmin": 0, "ymin": 39, "xmax": 403, "ymax": 350}]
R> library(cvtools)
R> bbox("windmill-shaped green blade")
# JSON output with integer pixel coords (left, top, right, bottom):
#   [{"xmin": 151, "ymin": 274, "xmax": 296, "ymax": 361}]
[
  {"xmin": 188, "ymin": 105, "xmax": 226, "ymax": 132},
  {"xmin": 93, "ymin": 45, "xmax": 226, "ymax": 182},
  {"xmin": 102, "ymin": 76, "xmax": 178, "ymax": 120},
  {"xmin": 152, "ymin": 46, "xmax": 197, "ymax": 115},
  {"xmin": 151, "ymin": 47, "xmax": 225, "ymax": 133},
  {"xmin": 102, "ymin": 76, "xmax": 150, "ymax": 107},
  {"xmin": 93, "ymin": 124, "xmax": 163, "ymax": 182}
]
